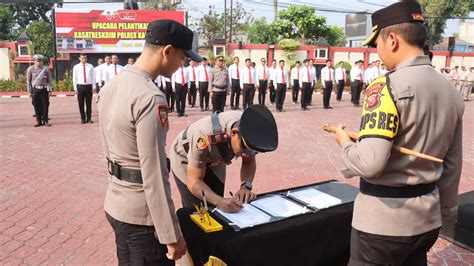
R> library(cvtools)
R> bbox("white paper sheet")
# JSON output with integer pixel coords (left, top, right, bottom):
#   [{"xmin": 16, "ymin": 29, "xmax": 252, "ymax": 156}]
[
  {"xmin": 289, "ymin": 188, "xmax": 342, "ymax": 209},
  {"xmin": 215, "ymin": 203, "xmax": 272, "ymax": 229},
  {"xmin": 250, "ymin": 195, "xmax": 308, "ymax": 218}
]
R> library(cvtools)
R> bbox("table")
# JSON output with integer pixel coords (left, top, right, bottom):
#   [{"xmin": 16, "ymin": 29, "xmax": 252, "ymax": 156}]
[{"xmin": 177, "ymin": 180, "xmax": 358, "ymax": 266}]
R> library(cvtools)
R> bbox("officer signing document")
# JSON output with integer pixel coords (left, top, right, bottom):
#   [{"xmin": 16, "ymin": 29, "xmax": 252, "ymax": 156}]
[
  {"xmin": 334, "ymin": 2, "xmax": 464, "ymax": 265},
  {"xmin": 98, "ymin": 20, "xmax": 202, "ymax": 265}
]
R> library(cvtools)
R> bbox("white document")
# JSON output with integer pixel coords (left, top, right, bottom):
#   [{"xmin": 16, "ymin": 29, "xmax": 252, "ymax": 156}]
[
  {"xmin": 250, "ymin": 195, "xmax": 308, "ymax": 218},
  {"xmin": 289, "ymin": 188, "xmax": 342, "ymax": 209},
  {"xmin": 215, "ymin": 203, "xmax": 271, "ymax": 229}
]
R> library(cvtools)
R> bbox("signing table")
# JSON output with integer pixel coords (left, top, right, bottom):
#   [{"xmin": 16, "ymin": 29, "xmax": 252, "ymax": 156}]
[{"xmin": 177, "ymin": 180, "xmax": 359, "ymax": 266}]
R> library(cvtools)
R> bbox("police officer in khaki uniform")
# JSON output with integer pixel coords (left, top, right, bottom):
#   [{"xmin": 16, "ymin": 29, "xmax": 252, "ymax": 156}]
[
  {"xmin": 27, "ymin": 54, "xmax": 52, "ymax": 127},
  {"xmin": 169, "ymin": 105, "xmax": 278, "ymax": 212},
  {"xmin": 209, "ymin": 56, "xmax": 230, "ymax": 112},
  {"xmin": 334, "ymin": 2, "xmax": 464, "ymax": 265},
  {"xmin": 98, "ymin": 20, "xmax": 202, "ymax": 265}
]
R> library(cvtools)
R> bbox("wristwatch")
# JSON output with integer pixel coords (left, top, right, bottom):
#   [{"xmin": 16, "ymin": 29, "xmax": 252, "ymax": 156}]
[{"xmin": 240, "ymin": 181, "xmax": 253, "ymax": 191}]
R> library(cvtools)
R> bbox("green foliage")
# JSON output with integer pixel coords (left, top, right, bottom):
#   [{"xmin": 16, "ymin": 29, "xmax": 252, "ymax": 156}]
[
  {"xmin": 274, "ymin": 5, "xmax": 327, "ymax": 44},
  {"xmin": 279, "ymin": 38, "xmax": 300, "ymax": 64},
  {"xmin": 325, "ymin": 25, "xmax": 347, "ymax": 47},
  {"xmin": 26, "ymin": 20, "xmax": 53, "ymax": 62},
  {"xmin": 246, "ymin": 17, "xmax": 278, "ymax": 44},
  {"xmin": 0, "ymin": 5, "xmax": 15, "ymax": 41},
  {"xmin": 140, "ymin": 0, "xmax": 177, "ymax": 10},
  {"xmin": 9, "ymin": 3, "xmax": 52, "ymax": 29},
  {"xmin": 192, "ymin": 3, "xmax": 253, "ymax": 46},
  {"xmin": 418, "ymin": 0, "xmax": 473, "ymax": 47}
]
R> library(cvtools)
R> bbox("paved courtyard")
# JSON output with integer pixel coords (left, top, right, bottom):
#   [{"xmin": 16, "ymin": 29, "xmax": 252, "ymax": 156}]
[{"xmin": 1, "ymin": 93, "xmax": 473, "ymax": 265}]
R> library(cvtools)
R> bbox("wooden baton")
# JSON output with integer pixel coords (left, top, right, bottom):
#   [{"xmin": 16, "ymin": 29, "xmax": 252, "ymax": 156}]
[{"xmin": 322, "ymin": 124, "xmax": 443, "ymax": 163}]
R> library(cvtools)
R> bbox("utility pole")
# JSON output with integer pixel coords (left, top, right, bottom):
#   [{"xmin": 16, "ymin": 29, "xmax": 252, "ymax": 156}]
[
  {"xmin": 224, "ymin": 0, "xmax": 227, "ymax": 42},
  {"xmin": 273, "ymin": 0, "xmax": 278, "ymax": 21},
  {"xmin": 229, "ymin": 0, "xmax": 233, "ymax": 44},
  {"xmin": 51, "ymin": 4, "xmax": 59, "ymax": 84}
]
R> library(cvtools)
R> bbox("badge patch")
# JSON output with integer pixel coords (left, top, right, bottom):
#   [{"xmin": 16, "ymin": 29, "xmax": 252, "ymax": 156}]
[
  {"xmin": 158, "ymin": 105, "xmax": 168, "ymax": 126},
  {"xmin": 364, "ymin": 82, "xmax": 384, "ymax": 111},
  {"xmin": 196, "ymin": 135, "xmax": 209, "ymax": 151}
]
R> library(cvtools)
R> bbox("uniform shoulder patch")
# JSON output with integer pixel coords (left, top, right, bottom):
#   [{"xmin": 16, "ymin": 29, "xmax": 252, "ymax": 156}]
[
  {"xmin": 158, "ymin": 105, "xmax": 168, "ymax": 126},
  {"xmin": 359, "ymin": 76, "xmax": 399, "ymax": 140},
  {"xmin": 196, "ymin": 135, "xmax": 210, "ymax": 151}
]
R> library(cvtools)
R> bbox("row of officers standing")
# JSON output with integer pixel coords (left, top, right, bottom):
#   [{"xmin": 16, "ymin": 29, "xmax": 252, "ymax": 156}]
[{"xmin": 151, "ymin": 56, "xmax": 388, "ymax": 115}]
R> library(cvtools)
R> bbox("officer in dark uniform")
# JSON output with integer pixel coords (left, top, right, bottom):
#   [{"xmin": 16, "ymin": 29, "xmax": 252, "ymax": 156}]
[
  {"xmin": 334, "ymin": 2, "xmax": 464, "ymax": 265},
  {"xmin": 169, "ymin": 105, "xmax": 278, "ymax": 212},
  {"xmin": 27, "ymin": 54, "xmax": 52, "ymax": 127}
]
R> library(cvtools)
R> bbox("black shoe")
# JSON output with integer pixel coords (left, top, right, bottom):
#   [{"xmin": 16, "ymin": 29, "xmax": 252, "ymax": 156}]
[
  {"xmin": 44, "ymin": 122, "xmax": 51, "ymax": 127},
  {"xmin": 182, "ymin": 113, "xmax": 188, "ymax": 117},
  {"xmin": 32, "ymin": 114, "xmax": 36, "ymax": 117},
  {"xmin": 81, "ymin": 120, "xmax": 86, "ymax": 124},
  {"xmin": 177, "ymin": 113, "xmax": 183, "ymax": 117},
  {"xmin": 34, "ymin": 122, "xmax": 42, "ymax": 127},
  {"xmin": 88, "ymin": 120, "xmax": 94, "ymax": 124}
]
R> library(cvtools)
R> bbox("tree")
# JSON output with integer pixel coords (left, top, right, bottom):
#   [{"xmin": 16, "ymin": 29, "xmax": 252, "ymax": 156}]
[
  {"xmin": 140, "ymin": 0, "xmax": 177, "ymax": 10},
  {"xmin": 273, "ymin": 5, "xmax": 327, "ymax": 44},
  {"xmin": 418, "ymin": 0, "xmax": 473, "ymax": 47},
  {"xmin": 247, "ymin": 17, "xmax": 278, "ymax": 44},
  {"xmin": 9, "ymin": 3, "xmax": 53, "ymax": 29},
  {"xmin": 192, "ymin": 3, "xmax": 253, "ymax": 46},
  {"xmin": 325, "ymin": 25, "xmax": 346, "ymax": 47},
  {"xmin": 0, "ymin": 5, "xmax": 15, "ymax": 41},
  {"xmin": 26, "ymin": 20, "xmax": 53, "ymax": 61}
]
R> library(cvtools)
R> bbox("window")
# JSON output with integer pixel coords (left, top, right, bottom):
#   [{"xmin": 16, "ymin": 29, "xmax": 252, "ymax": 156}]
[
  {"xmin": 76, "ymin": 43, "xmax": 83, "ymax": 49},
  {"xmin": 315, "ymin": 48, "xmax": 328, "ymax": 59},
  {"xmin": 18, "ymin": 45, "xmax": 30, "ymax": 56},
  {"xmin": 215, "ymin": 46, "xmax": 224, "ymax": 56}
]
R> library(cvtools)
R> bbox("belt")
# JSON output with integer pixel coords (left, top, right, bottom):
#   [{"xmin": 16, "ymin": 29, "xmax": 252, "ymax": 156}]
[
  {"xmin": 107, "ymin": 158, "xmax": 143, "ymax": 184},
  {"xmin": 359, "ymin": 178, "xmax": 436, "ymax": 198},
  {"xmin": 34, "ymin": 86, "xmax": 47, "ymax": 89},
  {"xmin": 213, "ymin": 85, "xmax": 227, "ymax": 89}
]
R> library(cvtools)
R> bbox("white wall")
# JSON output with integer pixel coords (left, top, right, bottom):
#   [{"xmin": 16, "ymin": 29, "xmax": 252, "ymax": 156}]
[
  {"xmin": 368, "ymin": 53, "xmax": 381, "ymax": 63},
  {"xmin": 0, "ymin": 48, "xmax": 11, "ymax": 80},
  {"xmin": 250, "ymin": 49, "xmax": 267, "ymax": 63},
  {"xmin": 432, "ymin": 55, "xmax": 446, "ymax": 70}
]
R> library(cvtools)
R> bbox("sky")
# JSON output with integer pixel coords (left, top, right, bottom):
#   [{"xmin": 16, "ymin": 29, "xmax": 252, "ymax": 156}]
[{"xmin": 59, "ymin": 0, "xmax": 473, "ymax": 37}]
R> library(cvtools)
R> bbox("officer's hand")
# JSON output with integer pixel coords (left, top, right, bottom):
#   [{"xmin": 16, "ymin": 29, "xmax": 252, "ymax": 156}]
[
  {"xmin": 166, "ymin": 236, "xmax": 187, "ymax": 260},
  {"xmin": 235, "ymin": 187, "xmax": 256, "ymax": 204},
  {"xmin": 217, "ymin": 197, "xmax": 243, "ymax": 213},
  {"xmin": 335, "ymin": 124, "xmax": 351, "ymax": 146}
]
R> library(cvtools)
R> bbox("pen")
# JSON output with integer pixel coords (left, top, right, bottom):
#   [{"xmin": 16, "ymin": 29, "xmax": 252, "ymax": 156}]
[{"xmin": 202, "ymin": 190, "xmax": 209, "ymax": 211}]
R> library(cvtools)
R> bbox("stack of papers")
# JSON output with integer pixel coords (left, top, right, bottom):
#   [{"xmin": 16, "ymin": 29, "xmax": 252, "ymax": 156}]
[
  {"xmin": 288, "ymin": 188, "xmax": 342, "ymax": 209},
  {"xmin": 250, "ymin": 195, "xmax": 308, "ymax": 218},
  {"xmin": 215, "ymin": 204, "xmax": 271, "ymax": 229}
]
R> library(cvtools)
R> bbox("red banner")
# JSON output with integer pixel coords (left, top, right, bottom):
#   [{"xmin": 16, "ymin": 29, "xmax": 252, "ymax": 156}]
[{"xmin": 55, "ymin": 9, "xmax": 185, "ymax": 53}]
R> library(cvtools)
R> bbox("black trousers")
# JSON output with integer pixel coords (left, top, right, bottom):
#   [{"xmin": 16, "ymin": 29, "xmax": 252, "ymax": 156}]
[
  {"xmin": 242, "ymin": 84, "xmax": 255, "ymax": 110},
  {"xmin": 32, "ymin": 88, "xmax": 49, "ymax": 123},
  {"xmin": 292, "ymin": 79, "xmax": 300, "ymax": 103},
  {"xmin": 77, "ymin": 84, "xmax": 93, "ymax": 121},
  {"xmin": 323, "ymin": 81, "xmax": 333, "ymax": 108},
  {"xmin": 230, "ymin": 78, "xmax": 240, "ymax": 109},
  {"xmin": 336, "ymin": 79, "xmax": 345, "ymax": 100},
  {"xmin": 198, "ymin": 82, "xmax": 209, "ymax": 110},
  {"xmin": 308, "ymin": 84, "xmax": 314, "ymax": 104},
  {"xmin": 351, "ymin": 81, "xmax": 363, "ymax": 105},
  {"xmin": 165, "ymin": 82, "xmax": 175, "ymax": 111},
  {"xmin": 349, "ymin": 227, "xmax": 440, "ymax": 266},
  {"xmin": 268, "ymin": 80, "xmax": 276, "ymax": 103},
  {"xmin": 212, "ymin": 91, "xmax": 226, "ymax": 112},
  {"xmin": 275, "ymin": 83, "xmax": 286, "ymax": 111},
  {"xmin": 174, "ymin": 167, "xmax": 224, "ymax": 208},
  {"xmin": 175, "ymin": 83, "xmax": 187, "ymax": 115},
  {"xmin": 301, "ymin": 82, "xmax": 312, "ymax": 109},
  {"xmin": 188, "ymin": 81, "xmax": 197, "ymax": 106},
  {"xmin": 105, "ymin": 213, "xmax": 174, "ymax": 266},
  {"xmin": 258, "ymin": 80, "xmax": 267, "ymax": 105}
]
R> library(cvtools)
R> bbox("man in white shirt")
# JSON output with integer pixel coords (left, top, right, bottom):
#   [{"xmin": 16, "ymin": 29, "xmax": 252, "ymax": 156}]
[
  {"xmin": 268, "ymin": 59, "xmax": 278, "ymax": 105},
  {"xmin": 124, "ymin": 57, "xmax": 135, "ymax": 69},
  {"xmin": 172, "ymin": 61, "xmax": 189, "ymax": 117},
  {"xmin": 197, "ymin": 57, "xmax": 211, "ymax": 111},
  {"xmin": 94, "ymin": 58, "xmax": 104, "ymax": 103},
  {"xmin": 240, "ymin": 58, "xmax": 257, "ymax": 110},
  {"xmin": 154, "ymin": 75, "xmax": 164, "ymax": 93},
  {"xmin": 275, "ymin": 60, "xmax": 289, "ymax": 112},
  {"xmin": 72, "ymin": 54, "xmax": 96, "ymax": 124},
  {"xmin": 309, "ymin": 59, "xmax": 317, "ymax": 105},
  {"xmin": 228, "ymin": 56, "xmax": 241, "ymax": 110},
  {"xmin": 335, "ymin": 61, "xmax": 347, "ymax": 101},
  {"xmin": 299, "ymin": 59, "xmax": 314, "ymax": 111},
  {"xmin": 350, "ymin": 60, "xmax": 365, "ymax": 107},
  {"xmin": 187, "ymin": 60, "xmax": 198, "ymax": 107},
  {"xmin": 321, "ymin": 59, "xmax": 335, "ymax": 109},
  {"xmin": 364, "ymin": 62, "xmax": 374, "ymax": 84},
  {"xmin": 450, "ymin": 66, "xmax": 459, "ymax": 88},
  {"xmin": 100, "ymin": 55, "xmax": 111, "ymax": 84},
  {"xmin": 105, "ymin": 54, "xmax": 124, "ymax": 82},
  {"xmin": 163, "ymin": 76, "xmax": 175, "ymax": 112},
  {"xmin": 459, "ymin": 66, "xmax": 469, "ymax": 100},
  {"xmin": 466, "ymin": 67, "xmax": 473, "ymax": 101},
  {"xmin": 291, "ymin": 61, "xmax": 301, "ymax": 104},
  {"xmin": 256, "ymin": 57, "xmax": 269, "ymax": 105}
]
